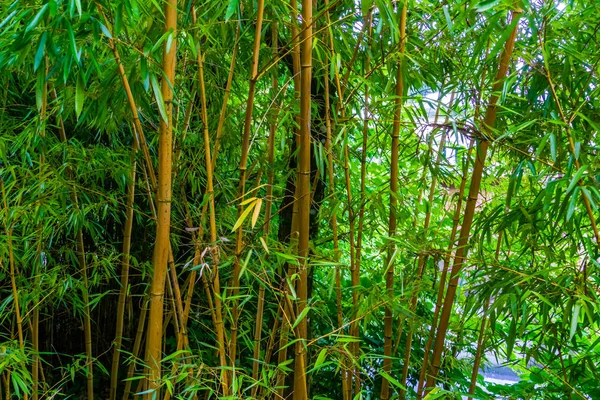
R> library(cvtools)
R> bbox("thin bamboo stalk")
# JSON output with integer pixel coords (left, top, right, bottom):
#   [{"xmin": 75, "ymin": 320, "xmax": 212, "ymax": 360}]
[
  {"xmin": 192, "ymin": 6, "xmax": 229, "ymax": 393},
  {"xmin": 95, "ymin": 2, "xmax": 188, "ymax": 357},
  {"xmin": 543, "ymin": 40, "xmax": 600, "ymax": 248},
  {"xmin": 380, "ymin": 5, "xmax": 407, "ymax": 400},
  {"xmin": 399, "ymin": 91, "xmax": 454, "ymax": 398},
  {"xmin": 275, "ymin": 0, "xmax": 302, "ymax": 393},
  {"xmin": 351, "ymin": 16, "xmax": 374, "ymax": 396},
  {"xmin": 425, "ymin": 9, "xmax": 522, "ymax": 393},
  {"xmin": 145, "ymin": 0, "xmax": 177, "ymax": 396},
  {"xmin": 323, "ymin": 46, "xmax": 348, "ymax": 400},
  {"xmin": 110, "ymin": 133, "xmax": 139, "ymax": 400},
  {"xmin": 122, "ymin": 299, "xmax": 148, "ymax": 400},
  {"xmin": 51, "ymin": 87, "xmax": 94, "ymax": 400},
  {"xmin": 230, "ymin": 0, "xmax": 266, "ymax": 379},
  {"xmin": 417, "ymin": 36, "xmax": 490, "ymax": 399},
  {"xmin": 1, "ymin": 183, "xmax": 27, "ymax": 400},
  {"xmin": 250, "ymin": 18, "xmax": 280, "ymax": 399},
  {"xmin": 416, "ymin": 140, "xmax": 473, "ymax": 398},
  {"xmin": 468, "ymin": 180, "xmax": 512, "ymax": 398}
]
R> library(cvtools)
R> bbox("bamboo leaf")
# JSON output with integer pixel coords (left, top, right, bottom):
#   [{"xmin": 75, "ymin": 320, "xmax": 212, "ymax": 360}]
[
  {"xmin": 292, "ymin": 306, "xmax": 311, "ymax": 330},
  {"xmin": 75, "ymin": 73, "xmax": 84, "ymax": 119},
  {"xmin": 232, "ymin": 200, "xmax": 257, "ymax": 232},
  {"xmin": 566, "ymin": 164, "xmax": 587, "ymax": 195},
  {"xmin": 380, "ymin": 370, "xmax": 405, "ymax": 389},
  {"xmin": 25, "ymin": 4, "xmax": 48, "ymax": 34},
  {"xmin": 570, "ymin": 301, "xmax": 581, "ymax": 341},
  {"xmin": 150, "ymin": 74, "xmax": 168, "ymax": 123},
  {"xmin": 259, "ymin": 237, "xmax": 269, "ymax": 253},
  {"xmin": 549, "ymin": 133, "xmax": 557, "ymax": 162},
  {"xmin": 0, "ymin": 10, "xmax": 18, "ymax": 31},
  {"xmin": 34, "ymin": 32, "xmax": 47, "ymax": 72},
  {"xmin": 313, "ymin": 348, "xmax": 328, "ymax": 370},
  {"xmin": 225, "ymin": 0, "xmax": 239, "ymax": 22},
  {"xmin": 566, "ymin": 187, "xmax": 578, "ymax": 221},
  {"xmin": 475, "ymin": 0, "xmax": 501, "ymax": 12},
  {"xmin": 97, "ymin": 21, "xmax": 113, "ymax": 39},
  {"xmin": 251, "ymin": 198, "xmax": 262, "ymax": 228}
]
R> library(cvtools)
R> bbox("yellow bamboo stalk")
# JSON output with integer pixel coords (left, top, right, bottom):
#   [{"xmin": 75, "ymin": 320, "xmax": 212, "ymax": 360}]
[
  {"xmin": 381, "ymin": 4, "xmax": 407, "ymax": 400},
  {"xmin": 145, "ymin": 0, "xmax": 177, "ymax": 396}
]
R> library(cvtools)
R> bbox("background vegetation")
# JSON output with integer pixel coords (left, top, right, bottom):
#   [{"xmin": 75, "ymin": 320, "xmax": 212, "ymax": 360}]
[{"xmin": 0, "ymin": 0, "xmax": 599, "ymax": 399}]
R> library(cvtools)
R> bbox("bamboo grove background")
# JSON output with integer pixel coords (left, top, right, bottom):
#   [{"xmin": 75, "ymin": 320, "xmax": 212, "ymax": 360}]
[{"xmin": 1, "ymin": 0, "xmax": 599, "ymax": 399}]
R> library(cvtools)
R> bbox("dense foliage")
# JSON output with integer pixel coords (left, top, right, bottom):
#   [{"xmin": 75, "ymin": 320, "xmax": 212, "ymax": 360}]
[{"xmin": 1, "ymin": 0, "xmax": 599, "ymax": 399}]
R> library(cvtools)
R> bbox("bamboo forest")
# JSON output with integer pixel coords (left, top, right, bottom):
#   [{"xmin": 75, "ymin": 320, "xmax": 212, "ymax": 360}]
[{"xmin": 2, "ymin": 0, "xmax": 600, "ymax": 398}]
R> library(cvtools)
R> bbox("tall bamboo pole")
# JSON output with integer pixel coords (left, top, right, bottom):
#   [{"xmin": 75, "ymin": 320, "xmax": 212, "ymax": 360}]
[
  {"xmin": 399, "ymin": 126, "xmax": 449, "ymax": 399},
  {"xmin": 250, "ymin": 18, "xmax": 280, "ymax": 398},
  {"xmin": 230, "ymin": 0, "xmax": 265, "ymax": 377},
  {"xmin": 193, "ymin": 5, "xmax": 229, "ymax": 392},
  {"xmin": 276, "ymin": 0, "xmax": 302, "ymax": 394},
  {"xmin": 1, "ymin": 182, "xmax": 28, "ymax": 400},
  {"xmin": 145, "ymin": 0, "xmax": 177, "ymax": 396},
  {"xmin": 351, "ymin": 15, "xmax": 373, "ymax": 396},
  {"xmin": 293, "ymin": 0, "xmax": 313, "ymax": 397},
  {"xmin": 380, "ymin": 4, "xmax": 407, "ymax": 400},
  {"xmin": 110, "ymin": 134, "xmax": 138, "ymax": 400},
  {"xmin": 417, "ymin": 38, "xmax": 491, "ymax": 400},
  {"xmin": 416, "ymin": 140, "xmax": 473, "ymax": 399},
  {"xmin": 323, "ymin": 46, "xmax": 349, "ymax": 400},
  {"xmin": 425, "ymin": 9, "xmax": 522, "ymax": 393},
  {"xmin": 51, "ymin": 88, "xmax": 94, "ymax": 400}
]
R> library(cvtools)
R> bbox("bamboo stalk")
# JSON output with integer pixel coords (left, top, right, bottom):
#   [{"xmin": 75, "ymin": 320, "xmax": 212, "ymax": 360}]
[
  {"xmin": 381, "ymin": 4, "xmax": 407, "ymax": 400},
  {"xmin": 229, "ymin": 0, "xmax": 266, "ymax": 380},
  {"xmin": 468, "ymin": 175, "xmax": 513, "ymax": 398},
  {"xmin": 110, "ymin": 133, "xmax": 139, "ymax": 400},
  {"xmin": 192, "ymin": 5, "xmax": 229, "ymax": 393},
  {"xmin": 145, "ymin": 0, "xmax": 177, "ymax": 396},
  {"xmin": 275, "ymin": 0, "xmax": 302, "ymax": 393},
  {"xmin": 95, "ymin": 1, "xmax": 189, "ymax": 357},
  {"xmin": 425, "ymin": 9, "xmax": 522, "ymax": 393},
  {"xmin": 50, "ymin": 87, "xmax": 95, "ymax": 400},
  {"xmin": 1, "ymin": 182, "xmax": 28, "ymax": 400},
  {"xmin": 417, "ymin": 36, "xmax": 490, "ymax": 399},
  {"xmin": 323, "ymin": 44, "xmax": 348, "ymax": 400},
  {"xmin": 250, "ymin": 18, "xmax": 280, "ymax": 399},
  {"xmin": 415, "ymin": 140, "xmax": 473, "ymax": 398},
  {"xmin": 398, "ymin": 91, "xmax": 454, "ymax": 398},
  {"xmin": 350, "ymin": 15, "xmax": 374, "ymax": 396},
  {"xmin": 122, "ymin": 299, "xmax": 148, "ymax": 400},
  {"xmin": 293, "ymin": 0, "xmax": 313, "ymax": 397}
]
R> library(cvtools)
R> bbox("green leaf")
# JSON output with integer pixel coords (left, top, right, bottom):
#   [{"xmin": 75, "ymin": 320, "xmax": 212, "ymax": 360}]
[
  {"xmin": 0, "ymin": 10, "xmax": 18, "ymax": 31},
  {"xmin": 34, "ymin": 32, "xmax": 47, "ymax": 72},
  {"xmin": 380, "ymin": 370, "xmax": 405, "ymax": 389},
  {"xmin": 231, "ymin": 200, "xmax": 257, "ymax": 232},
  {"xmin": 98, "ymin": 22, "xmax": 113, "ymax": 39},
  {"xmin": 150, "ymin": 74, "xmax": 168, "ymax": 123},
  {"xmin": 566, "ymin": 187, "xmax": 578, "ymax": 221},
  {"xmin": 25, "ymin": 4, "xmax": 48, "ymax": 34},
  {"xmin": 443, "ymin": 5, "xmax": 453, "ymax": 32},
  {"xmin": 225, "ymin": 0, "xmax": 239, "ymax": 22},
  {"xmin": 313, "ymin": 348, "xmax": 327, "ymax": 370},
  {"xmin": 475, "ymin": 0, "xmax": 501, "ymax": 12},
  {"xmin": 75, "ymin": 73, "xmax": 84, "ymax": 119},
  {"xmin": 570, "ymin": 301, "xmax": 580, "ymax": 341},
  {"xmin": 74, "ymin": 0, "xmax": 82, "ymax": 17},
  {"xmin": 549, "ymin": 133, "xmax": 557, "ymax": 162},
  {"xmin": 566, "ymin": 164, "xmax": 587, "ymax": 195},
  {"xmin": 292, "ymin": 306, "xmax": 311, "ymax": 330}
]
